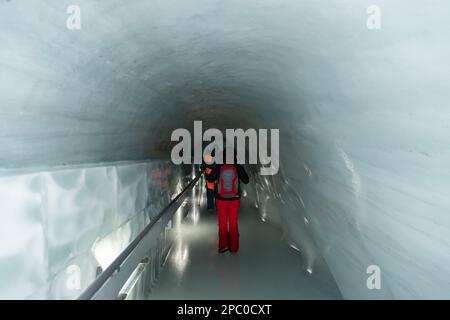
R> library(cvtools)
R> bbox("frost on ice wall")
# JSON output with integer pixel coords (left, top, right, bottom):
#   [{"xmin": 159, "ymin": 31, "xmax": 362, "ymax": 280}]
[{"xmin": 0, "ymin": 161, "xmax": 187, "ymax": 299}]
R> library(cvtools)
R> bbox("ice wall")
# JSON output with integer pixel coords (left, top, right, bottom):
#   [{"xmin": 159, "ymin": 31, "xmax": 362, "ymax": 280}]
[
  {"xmin": 0, "ymin": 161, "xmax": 187, "ymax": 299},
  {"xmin": 1, "ymin": 0, "xmax": 450, "ymax": 299}
]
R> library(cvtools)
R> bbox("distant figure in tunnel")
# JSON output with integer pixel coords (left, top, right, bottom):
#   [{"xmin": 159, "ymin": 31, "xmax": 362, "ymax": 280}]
[
  {"xmin": 207, "ymin": 148, "xmax": 249, "ymax": 254},
  {"xmin": 201, "ymin": 152, "xmax": 216, "ymax": 211}
]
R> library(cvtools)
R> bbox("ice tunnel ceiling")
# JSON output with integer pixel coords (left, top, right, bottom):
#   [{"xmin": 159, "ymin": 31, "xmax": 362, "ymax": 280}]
[
  {"xmin": 1, "ymin": 0, "xmax": 450, "ymax": 300},
  {"xmin": 2, "ymin": 0, "xmax": 448, "ymax": 169},
  {"xmin": 1, "ymin": 0, "xmax": 308, "ymax": 168}
]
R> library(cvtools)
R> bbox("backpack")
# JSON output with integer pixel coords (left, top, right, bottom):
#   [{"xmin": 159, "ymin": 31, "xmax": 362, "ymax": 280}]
[{"xmin": 217, "ymin": 165, "xmax": 239, "ymax": 198}]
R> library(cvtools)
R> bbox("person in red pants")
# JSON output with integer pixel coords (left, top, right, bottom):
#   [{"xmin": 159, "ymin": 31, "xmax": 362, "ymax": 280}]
[{"xmin": 206, "ymin": 158, "xmax": 249, "ymax": 254}]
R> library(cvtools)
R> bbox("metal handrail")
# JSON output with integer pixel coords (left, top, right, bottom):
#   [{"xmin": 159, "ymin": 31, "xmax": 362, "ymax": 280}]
[{"xmin": 78, "ymin": 173, "xmax": 202, "ymax": 300}]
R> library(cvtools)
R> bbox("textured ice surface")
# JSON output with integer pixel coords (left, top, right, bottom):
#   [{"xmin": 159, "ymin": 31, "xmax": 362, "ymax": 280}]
[
  {"xmin": 0, "ymin": 161, "xmax": 186, "ymax": 299},
  {"xmin": 1, "ymin": 0, "xmax": 450, "ymax": 299}
]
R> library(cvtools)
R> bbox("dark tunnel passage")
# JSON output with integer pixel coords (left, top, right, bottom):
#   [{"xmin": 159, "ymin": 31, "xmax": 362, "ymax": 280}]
[{"xmin": 1, "ymin": 0, "xmax": 450, "ymax": 300}]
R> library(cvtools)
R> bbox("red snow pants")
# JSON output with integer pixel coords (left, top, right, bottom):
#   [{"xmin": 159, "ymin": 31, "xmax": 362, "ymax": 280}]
[{"xmin": 215, "ymin": 199, "xmax": 241, "ymax": 253}]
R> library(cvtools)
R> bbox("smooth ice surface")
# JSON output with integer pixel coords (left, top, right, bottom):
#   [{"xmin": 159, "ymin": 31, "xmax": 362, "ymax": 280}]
[
  {"xmin": 1, "ymin": 0, "xmax": 450, "ymax": 299},
  {"xmin": 149, "ymin": 195, "xmax": 342, "ymax": 300},
  {"xmin": 0, "ymin": 161, "xmax": 186, "ymax": 299}
]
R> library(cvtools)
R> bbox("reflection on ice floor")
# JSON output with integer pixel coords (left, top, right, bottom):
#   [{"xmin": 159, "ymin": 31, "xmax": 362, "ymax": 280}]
[{"xmin": 148, "ymin": 198, "xmax": 342, "ymax": 300}]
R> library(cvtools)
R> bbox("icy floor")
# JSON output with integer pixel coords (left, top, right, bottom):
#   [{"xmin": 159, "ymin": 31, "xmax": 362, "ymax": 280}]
[{"xmin": 148, "ymin": 198, "xmax": 342, "ymax": 300}]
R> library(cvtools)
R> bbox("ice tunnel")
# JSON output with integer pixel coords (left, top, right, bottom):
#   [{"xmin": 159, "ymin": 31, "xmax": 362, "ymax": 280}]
[{"xmin": 1, "ymin": 0, "xmax": 449, "ymax": 300}]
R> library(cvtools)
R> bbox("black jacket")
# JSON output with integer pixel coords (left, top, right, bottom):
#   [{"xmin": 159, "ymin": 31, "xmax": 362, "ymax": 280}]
[
  {"xmin": 206, "ymin": 164, "xmax": 249, "ymax": 200},
  {"xmin": 200, "ymin": 162, "xmax": 215, "ymax": 172}
]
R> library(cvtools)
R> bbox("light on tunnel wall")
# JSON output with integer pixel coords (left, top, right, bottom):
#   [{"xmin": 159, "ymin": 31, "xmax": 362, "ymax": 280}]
[
  {"xmin": 191, "ymin": 166, "xmax": 196, "ymax": 180},
  {"xmin": 198, "ymin": 187, "xmax": 204, "ymax": 207},
  {"xmin": 92, "ymin": 223, "xmax": 132, "ymax": 270},
  {"xmin": 173, "ymin": 206, "xmax": 184, "ymax": 230},
  {"xmin": 336, "ymin": 145, "xmax": 361, "ymax": 197},
  {"xmin": 191, "ymin": 183, "xmax": 199, "ymax": 225},
  {"xmin": 172, "ymin": 178, "xmax": 185, "ymax": 200},
  {"xmin": 260, "ymin": 195, "xmax": 270, "ymax": 222}
]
